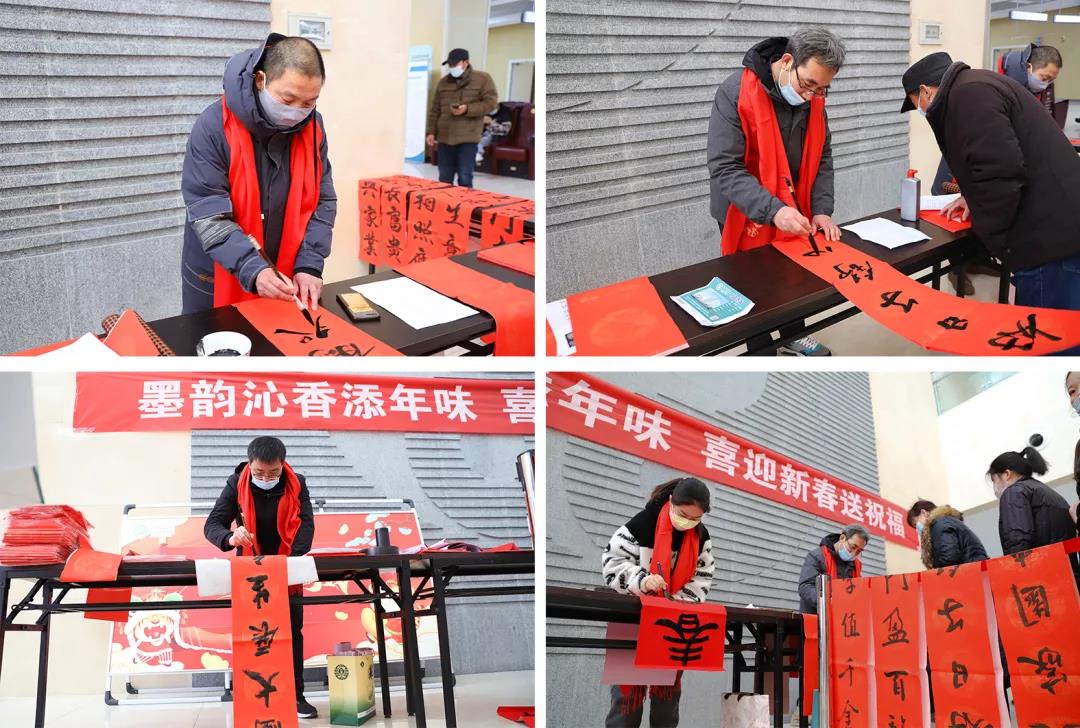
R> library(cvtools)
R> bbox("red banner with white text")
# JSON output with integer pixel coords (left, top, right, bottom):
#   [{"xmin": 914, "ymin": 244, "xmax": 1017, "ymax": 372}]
[
  {"xmin": 74, "ymin": 373, "xmax": 534, "ymax": 434},
  {"xmin": 546, "ymin": 372, "xmax": 917, "ymax": 547}
]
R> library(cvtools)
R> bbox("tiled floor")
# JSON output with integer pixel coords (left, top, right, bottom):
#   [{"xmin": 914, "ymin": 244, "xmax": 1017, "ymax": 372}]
[{"xmin": 0, "ymin": 670, "xmax": 533, "ymax": 727}]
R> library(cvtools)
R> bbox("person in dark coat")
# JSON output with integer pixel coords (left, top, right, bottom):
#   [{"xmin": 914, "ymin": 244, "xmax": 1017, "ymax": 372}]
[
  {"xmin": 796, "ymin": 524, "xmax": 868, "ymax": 614},
  {"xmin": 1001, "ymin": 44, "xmax": 1062, "ymax": 121},
  {"xmin": 1065, "ymin": 371, "xmax": 1080, "ymax": 535},
  {"xmin": 181, "ymin": 33, "xmax": 337, "ymax": 314},
  {"xmin": 203, "ymin": 436, "xmax": 317, "ymax": 719},
  {"xmin": 906, "ymin": 499, "xmax": 988, "ymax": 569},
  {"xmin": 988, "ymin": 447, "xmax": 1076, "ymax": 557},
  {"xmin": 901, "ymin": 53, "xmax": 1080, "ymax": 347}
]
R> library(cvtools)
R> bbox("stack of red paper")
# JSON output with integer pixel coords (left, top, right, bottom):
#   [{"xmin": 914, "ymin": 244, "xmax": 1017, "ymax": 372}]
[{"xmin": 0, "ymin": 505, "xmax": 91, "ymax": 566}]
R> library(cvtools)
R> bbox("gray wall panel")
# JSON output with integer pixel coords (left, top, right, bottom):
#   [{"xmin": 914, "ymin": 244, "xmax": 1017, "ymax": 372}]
[
  {"xmin": 547, "ymin": 372, "xmax": 884, "ymax": 726},
  {"xmin": 547, "ymin": 0, "xmax": 912, "ymax": 299},
  {"xmin": 0, "ymin": 0, "xmax": 272, "ymax": 352}
]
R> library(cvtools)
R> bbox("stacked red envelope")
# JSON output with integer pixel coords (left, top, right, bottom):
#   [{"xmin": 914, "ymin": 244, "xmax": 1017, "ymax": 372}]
[{"xmin": 0, "ymin": 505, "xmax": 91, "ymax": 565}]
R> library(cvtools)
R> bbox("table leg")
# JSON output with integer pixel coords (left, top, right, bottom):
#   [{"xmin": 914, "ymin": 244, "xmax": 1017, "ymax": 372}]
[
  {"xmin": 932, "ymin": 261, "xmax": 941, "ymax": 290},
  {"xmin": 797, "ymin": 626, "xmax": 807, "ymax": 728},
  {"xmin": 998, "ymin": 265, "xmax": 1011, "ymax": 303},
  {"xmin": 373, "ymin": 592, "xmax": 392, "ymax": 717},
  {"xmin": 398, "ymin": 562, "xmax": 427, "ymax": 728},
  {"xmin": 955, "ymin": 260, "xmax": 968, "ymax": 299},
  {"xmin": 773, "ymin": 622, "xmax": 785, "ymax": 728},
  {"xmin": 730, "ymin": 623, "xmax": 744, "ymax": 693},
  {"xmin": 34, "ymin": 583, "xmax": 52, "ymax": 728},
  {"xmin": 0, "ymin": 571, "xmax": 9, "ymax": 683},
  {"xmin": 430, "ymin": 563, "xmax": 457, "ymax": 728}
]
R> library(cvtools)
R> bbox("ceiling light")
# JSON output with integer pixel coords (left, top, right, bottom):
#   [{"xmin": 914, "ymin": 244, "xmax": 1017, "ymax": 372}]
[{"xmin": 1009, "ymin": 10, "xmax": 1049, "ymax": 20}]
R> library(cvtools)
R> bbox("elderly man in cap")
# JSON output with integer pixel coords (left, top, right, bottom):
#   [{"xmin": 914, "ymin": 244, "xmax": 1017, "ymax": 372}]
[
  {"xmin": 902, "ymin": 52, "xmax": 1080, "ymax": 347},
  {"xmin": 426, "ymin": 48, "xmax": 498, "ymax": 187}
]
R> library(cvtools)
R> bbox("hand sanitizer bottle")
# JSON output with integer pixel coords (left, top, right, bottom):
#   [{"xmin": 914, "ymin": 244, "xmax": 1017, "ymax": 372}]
[{"xmin": 900, "ymin": 168, "xmax": 920, "ymax": 221}]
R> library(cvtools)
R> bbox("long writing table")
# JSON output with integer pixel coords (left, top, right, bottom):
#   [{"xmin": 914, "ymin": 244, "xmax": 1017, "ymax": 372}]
[
  {"xmin": 0, "ymin": 550, "xmax": 534, "ymax": 728},
  {"xmin": 547, "ymin": 586, "xmax": 808, "ymax": 728},
  {"xmin": 147, "ymin": 250, "xmax": 533, "ymax": 356}
]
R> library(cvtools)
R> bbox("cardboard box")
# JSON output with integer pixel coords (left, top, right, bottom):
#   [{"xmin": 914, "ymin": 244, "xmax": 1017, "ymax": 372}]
[{"xmin": 327, "ymin": 655, "xmax": 376, "ymax": 726}]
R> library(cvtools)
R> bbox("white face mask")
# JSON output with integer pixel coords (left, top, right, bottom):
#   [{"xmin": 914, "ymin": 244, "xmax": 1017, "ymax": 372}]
[
  {"xmin": 449, "ymin": 64, "xmax": 466, "ymax": 78},
  {"xmin": 258, "ymin": 85, "xmax": 313, "ymax": 128},
  {"xmin": 915, "ymin": 87, "xmax": 931, "ymax": 118},
  {"xmin": 251, "ymin": 476, "xmax": 278, "ymax": 491},
  {"xmin": 1026, "ymin": 70, "xmax": 1050, "ymax": 92}
]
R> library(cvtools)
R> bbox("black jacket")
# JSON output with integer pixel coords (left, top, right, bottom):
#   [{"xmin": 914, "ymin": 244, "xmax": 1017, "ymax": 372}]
[
  {"xmin": 925, "ymin": 62, "xmax": 1080, "ymax": 271},
  {"xmin": 998, "ymin": 477, "xmax": 1074, "ymax": 555},
  {"xmin": 203, "ymin": 461, "xmax": 315, "ymax": 556},
  {"xmin": 707, "ymin": 37, "xmax": 834, "ymax": 225},
  {"xmin": 919, "ymin": 505, "xmax": 988, "ymax": 569},
  {"xmin": 797, "ymin": 534, "xmax": 858, "ymax": 614}
]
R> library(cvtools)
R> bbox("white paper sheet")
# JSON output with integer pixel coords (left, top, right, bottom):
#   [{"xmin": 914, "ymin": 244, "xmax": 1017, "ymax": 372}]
[
  {"xmin": 352, "ymin": 277, "xmax": 478, "ymax": 330},
  {"xmin": 921, "ymin": 193, "xmax": 960, "ymax": 210},
  {"xmin": 546, "ymin": 299, "xmax": 576, "ymax": 356},
  {"xmin": 841, "ymin": 217, "xmax": 931, "ymax": 249},
  {"xmin": 37, "ymin": 332, "xmax": 120, "ymax": 360},
  {"xmin": 195, "ymin": 556, "xmax": 319, "ymax": 597}
]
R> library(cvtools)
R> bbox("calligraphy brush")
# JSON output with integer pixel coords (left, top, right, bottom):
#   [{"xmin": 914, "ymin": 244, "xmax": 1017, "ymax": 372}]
[
  {"xmin": 784, "ymin": 177, "xmax": 822, "ymax": 255},
  {"xmin": 247, "ymin": 234, "xmax": 307, "ymax": 313},
  {"xmin": 655, "ymin": 559, "xmax": 671, "ymax": 600}
]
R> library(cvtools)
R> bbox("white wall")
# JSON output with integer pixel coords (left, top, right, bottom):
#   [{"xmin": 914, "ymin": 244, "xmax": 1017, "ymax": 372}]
[{"xmin": 937, "ymin": 371, "xmax": 1077, "ymax": 513}]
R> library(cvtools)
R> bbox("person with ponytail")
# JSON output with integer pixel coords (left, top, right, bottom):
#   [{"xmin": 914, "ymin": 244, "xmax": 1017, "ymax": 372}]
[
  {"xmin": 988, "ymin": 446, "xmax": 1075, "ymax": 557},
  {"xmin": 601, "ymin": 477, "xmax": 715, "ymax": 727},
  {"xmin": 203, "ymin": 435, "xmax": 317, "ymax": 719},
  {"xmin": 796, "ymin": 524, "xmax": 869, "ymax": 613},
  {"xmin": 1066, "ymin": 371, "xmax": 1080, "ymax": 535}
]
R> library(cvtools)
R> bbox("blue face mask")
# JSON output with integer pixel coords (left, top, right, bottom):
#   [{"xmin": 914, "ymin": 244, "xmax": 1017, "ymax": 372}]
[
  {"xmin": 251, "ymin": 476, "xmax": 278, "ymax": 491},
  {"xmin": 837, "ymin": 544, "xmax": 854, "ymax": 562},
  {"xmin": 779, "ymin": 64, "xmax": 807, "ymax": 107},
  {"xmin": 1072, "ymin": 397, "xmax": 1080, "ymax": 415},
  {"xmin": 916, "ymin": 522, "xmax": 925, "ymax": 537},
  {"xmin": 449, "ymin": 65, "xmax": 466, "ymax": 79}
]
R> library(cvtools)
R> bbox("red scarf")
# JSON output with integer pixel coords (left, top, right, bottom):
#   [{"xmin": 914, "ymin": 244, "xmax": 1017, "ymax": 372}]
[
  {"xmin": 235, "ymin": 462, "xmax": 303, "ymax": 556},
  {"xmin": 721, "ymin": 68, "xmax": 826, "ymax": 255},
  {"xmin": 651, "ymin": 499, "xmax": 700, "ymax": 595},
  {"xmin": 215, "ymin": 97, "xmax": 323, "ymax": 307},
  {"xmin": 820, "ymin": 544, "xmax": 862, "ymax": 579}
]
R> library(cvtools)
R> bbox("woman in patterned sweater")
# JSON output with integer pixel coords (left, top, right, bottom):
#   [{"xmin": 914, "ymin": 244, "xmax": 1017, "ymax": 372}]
[{"xmin": 601, "ymin": 477, "xmax": 716, "ymax": 727}]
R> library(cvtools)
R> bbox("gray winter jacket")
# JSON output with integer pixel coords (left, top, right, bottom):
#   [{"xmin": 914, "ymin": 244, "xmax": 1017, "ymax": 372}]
[
  {"xmin": 797, "ymin": 534, "xmax": 858, "ymax": 614},
  {"xmin": 181, "ymin": 33, "xmax": 336, "ymax": 300},
  {"xmin": 706, "ymin": 37, "xmax": 834, "ymax": 228}
]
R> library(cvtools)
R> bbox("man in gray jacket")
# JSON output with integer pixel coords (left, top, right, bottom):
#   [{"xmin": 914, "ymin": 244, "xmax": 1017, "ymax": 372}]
[
  {"xmin": 796, "ymin": 525, "xmax": 869, "ymax": 613},
  {"xmin": 707, "ymin": 29, "xmax": 846, "ymax": 357}
]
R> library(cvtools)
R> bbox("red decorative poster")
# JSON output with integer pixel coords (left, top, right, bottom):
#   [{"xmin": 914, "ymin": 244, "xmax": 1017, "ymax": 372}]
[
  {"xmin": 102, "ymin": 309, "xmax": 160, "ymax": 356},
  {"xmin": 564, "ymin": 277, "xmax": 689, "ymax": 356},
  {"xmin": 480, "ymin": 200, "xmax": 534, "ymax": 247},
  {"xmin": 546, "ymin": 372, "xmax": 918, "ymax": 547},
  {"xmin": 986, "ymin": 543, "xmax": 1080, "ymax": 727},
  {"xmin": 772, "ymin": 235, "xmax": 1080, "ymax": 355},
  {"xmin": 918, "ymin": 209, "xmax": 973, "ymax": 234},
  {"xmin": 919, "ymin": 562, "xmax": 1009, "ymax": 728},
  {"xmin": 406, "ymin": 187, "xmax": 525, "ymax": 263},
  {"xmin": 106, "ymin": 513, "xmax": 441, "ymax": 675},
  {"xmin": 633, "ymin": 595, "xmax": 727, "ymax": 671},
  {"xmin": 73, "ymin": 372, "xmax": 534, "ymax": 434},
  {"xmin": 867, "ymin": 574, "xmax": 930, "ymax": 728},
  {"xmin": 232, "ymin": 298, "xmax": 402, "ymax": 357},
  {"xmin": 358, "ymin": 175, "xmax": 450, "ymax": 267},
  {"xmin": 61, "ymin": 536, "xmax": 131, "ymax": 622},
  {"xmin": 230, "ymin": 555, "xmax": 298, "ymax": 728},
  {"xmin": 829, "ymin": 577, "xmax": 875, "ymax": 728},
  {"xmin": 477, "ymin": 241, "xmax": 535, "ymax": 276},
  {"xmin": 802, "ymin": 614, "xmax": 818, "ymax": 718}
]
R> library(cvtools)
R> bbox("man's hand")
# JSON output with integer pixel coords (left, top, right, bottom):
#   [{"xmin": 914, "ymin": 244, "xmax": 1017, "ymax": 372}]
[
  {"xmin": 451, "ymin": 104, "xmax": 467, "ymax": 116},
  {"xmin": 941, "ymin": 195, "xmax": 970, "ymax": 222},
  {"xmin": 811, "ymin": 214, "xmax": 842, "ymax": 241},
  {"xmin": 229, "ymin": 526, "xmax": 255, "ymax": 548},
  {"xmin": 255, "ymin": 267, "xmax": 296, "ymax": 302},
  {"xmin": 426, "ymin": 134, "xmax": 436, "ymax": 147},
  {"xmin": 773, "ymin": 206, "xmax": 813, "ymax": 235},
  {"xmin": 641, "ymin": 573, "xmax": 668, "ymax": 595},
  {"xmin": 293, "ymin": 272, "xmax": 323, "ymax": 311}
]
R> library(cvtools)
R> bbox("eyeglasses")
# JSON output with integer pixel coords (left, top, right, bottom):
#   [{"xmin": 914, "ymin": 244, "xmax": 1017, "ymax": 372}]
[{"xmin": 794, "ymin": 65, "xmax": 830, "ymax": 98}]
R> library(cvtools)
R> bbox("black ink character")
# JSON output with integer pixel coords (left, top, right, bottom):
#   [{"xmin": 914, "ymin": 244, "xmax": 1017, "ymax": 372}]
[
  {"xmin": 254, "ymin": 721, "xmax": 283, "ymax": 728},
  {"xmin": 938, "ymin": 599, "xmax": 965, "ymax": 633},
  {"xmin": 387, "ymin": 236, "xmax": 402, "ymax": 261},
  {"xmin": 274, "ymin": 309, "xmax": 330, "ymax": 345},
  {"xmin": 842, "ymin": 611, "xmax": 861, "ymax": 638},
  {"xmin": 948, "ymin": 711, "xmax": 992, "ymax": 728},
  {"xmin": 443, "ymin": 234, "xmax": 461, "ymax": 257},
  {"xmin": 952, "ymin": 660, "xmax": 969, "ymax": 689},
  {"xmin": 249, "ymin": 621, "xmax": 279, "ymax": 657},
  {"xmin": 885, "ymin": 669, "xmax": 909, "ymax": 701},
  {"xmin": 989, "ymin": 314, "xmax": 1062, "ymax": 352},
  {"xmin": 1010, "ymin": 550, "xmax": 1033, "ymax": 567},
  {"xmin": 839, "ymin": 699, "xmax": 860, "ymax": 728},
  {"xmin": 881, "ymin": 607, "xmax": 910, "ymax": 647},
  {"xmin": 363, "ymin": 232, "xmax": 377, "ymax": 257},
  {"xmin": 1016, "ymin": 647, "xmax": 1067, "ymax": 695},
  {"xmin": 446, "ymin": 203, "xmax": 464, "ymax": 227},
  {"xmin": 653, "ymin": 612, "xmax": 719, "ymax": 666},
  {"xmin": 362, "ymin": 205, "xmax": 378, "ymax": 227},
  {"xmin": 834, "ymin": 261, "xmax": 875, "ymax": 283},
  {"xmin": 247, "ymin": 574, "xmax": 270, "ymax": 609},
  {"xmin": 409, "ymin": 247, "xmax": 427, "ymax": 264},
  {"xmin": 413, "ymin": 220, "xmax": 433, "ymax": 238},
  {"xmin": 935, "ymin": 565, "xmax": 961, "ymax": 578},
  {"xmin": 243, "ymin": 669, "xmax": 279, "ymax": 708},
  {"xmin": 1011, "ymin": 584, "xmax": 1051, "ymax": 627},
  {"xmin": 880, "ymin": 290, "xmax": 918, "ymax": 313},
  {"xmin": 837, "ymin": 657, "xmax": 855, "ymax": 687},
  {"xmin": 937, "ymin": 316, "xmax": 970, "ymax": 331},
  {"xmin": 888, "ymin": 716, "xmax": 908, "ymax": 728}
]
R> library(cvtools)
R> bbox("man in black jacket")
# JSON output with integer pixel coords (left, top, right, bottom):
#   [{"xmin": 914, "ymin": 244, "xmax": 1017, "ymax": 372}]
[
  {"xmin": 901, "ymin": 53, "xmax": 1080, "ymax": 354},
  {"xmin": 204, "ymin": 435, "xmax": 317, "ymax": 719},
  {"xmin": 796, "ymin": 525, "xmax": 868, "ymax": 613}
]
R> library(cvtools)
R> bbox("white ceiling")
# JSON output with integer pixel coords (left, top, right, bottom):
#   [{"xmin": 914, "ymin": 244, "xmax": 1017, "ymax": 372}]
[{"xmin": 991, "ymin": 0, "xmax": 1080, "ymax": 19}]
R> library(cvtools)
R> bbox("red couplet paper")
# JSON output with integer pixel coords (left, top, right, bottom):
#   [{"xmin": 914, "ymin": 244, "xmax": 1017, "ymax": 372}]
[
  {"xmin": 634, "ymin": 595, "xmax": 727, "ymax": 671},
  {"xmin": 231, "ymin": 555, "xmax": 298, "ymax": 728},
  {"xmin": 232, "ymin": 298, "xmax": 402, "ymax": 357},
  {"xmin": 406, "ymin": 187, "xmax": 522, "ymax": 264},
  {"xmin": 828, "ymin": 577, "xmax": 875, "ymax": 728},
  {"xmin": 395, "ymin": 257, "xmax": 534, "ymax": 356},
  {"xmin": 496, "ymin": 706, "xmax": 535, "ymax": 727},
  {"xmin": 985, "ymin": 543, "xmax": 1080, "ymax": 726},
  {"xmin": 480, "ymin": 200, "xmax": 534, "ymax": 247},
  {"xmin": 773, "ymin": 235, "xmax": 1080, "ymax": 355},
  {"xmin": 546, "ymin": 372, "xmax": 917, "ymax": 546},
  {"xmin": 477, "ymin": 242, "xmax": 535, "ymax": 276},
  {"xmin": 102, "ymin": 309, "xmax": 161, "ymax": 356},
  {"xmin": 358, "ymin": 176, "xmax": 450, "ymax": 267},
  {"xmin": 9, "ymin": 338, "xmax": 80, "ymax": 356},
  {"xmin": 918, "ymin": 209, "xmax": 973, "ymax": 234},
  {"xmin": 61, "ymin": 536, "xmax": 129, "ymax": 623},
  {"xmin": 867, "ymin": 574, "xmax": 929, "ymax": 727},
  {"xmin": 564, "ymin": 277, "xmax": 688, "ymax": 356},
  {"xmin": 802, "ymin": 614, "xmax": 818, "ymax": 718},
  {"xmin": 920, "ymin": 562, "xmax": 1009, "ymax": 728}
]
